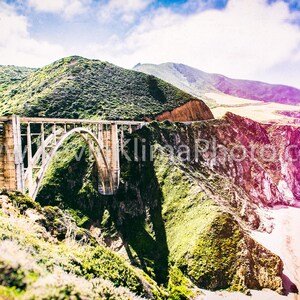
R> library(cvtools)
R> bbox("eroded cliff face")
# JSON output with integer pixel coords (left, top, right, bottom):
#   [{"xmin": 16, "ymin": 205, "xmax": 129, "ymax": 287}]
[
  {"xmin": 153, "ymin": 99, "xmax": 214, "ymax": 122},
  {"xmin": 188, "ymin": 112, "xmax": 300, "ymax": 208},
  {"xmin": 145, "ymin": 112, "xmax": 300, "ymax": 211}
]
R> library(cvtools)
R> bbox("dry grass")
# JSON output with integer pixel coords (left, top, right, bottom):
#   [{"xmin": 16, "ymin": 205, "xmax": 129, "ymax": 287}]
[{"xmin": 206, "ymin": 92, "xmax": 300, "ymax": 123}]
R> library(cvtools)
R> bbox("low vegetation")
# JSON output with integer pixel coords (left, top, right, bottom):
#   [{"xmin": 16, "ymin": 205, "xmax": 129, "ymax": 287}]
[
  {"xmin": 0, "ymin": 60, "xmax": 287, "ymax": 299},
  {"xmin": 0, "ymin": 191, "xmax": 164, "ymax": 299},
  {"xmin": 0, "ymin": 66, "xmax": 34, "ymax": 94}
]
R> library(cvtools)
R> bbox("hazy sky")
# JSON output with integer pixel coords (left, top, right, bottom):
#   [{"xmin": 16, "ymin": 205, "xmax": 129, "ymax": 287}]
[{"xmin": 1, "ymin": 0, "xmax": 300, "ymax": 88}]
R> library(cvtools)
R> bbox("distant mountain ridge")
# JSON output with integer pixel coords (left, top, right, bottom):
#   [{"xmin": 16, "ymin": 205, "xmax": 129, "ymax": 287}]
[{"xmin": 134, "ymin": 63, "xmax": 300, "ymax": 105}]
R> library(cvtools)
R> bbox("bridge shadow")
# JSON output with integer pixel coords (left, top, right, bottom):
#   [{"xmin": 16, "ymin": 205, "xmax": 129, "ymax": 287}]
[
  {"xmin": 109, "ymin": 138, "xmax": 169, "ymax": 284},
  {"xmin": 115, "ymin": 200, "xmax": 169, "ymax": 284}
]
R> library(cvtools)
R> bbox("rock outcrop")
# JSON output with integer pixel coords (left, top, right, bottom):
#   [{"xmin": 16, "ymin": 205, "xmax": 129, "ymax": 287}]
[
  {"xmin": 189, "ymin": 112, "xmax": 300, "ymax": 207},
  {"xmin": 153, "ymin": 99, "xmax": 214, "ymax": 122}
]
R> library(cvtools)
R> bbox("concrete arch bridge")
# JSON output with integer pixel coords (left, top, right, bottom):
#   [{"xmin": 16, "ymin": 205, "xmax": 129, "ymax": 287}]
[{"xmin": 0, "ymin": 116, "xmax": 145, "ymax": 200}]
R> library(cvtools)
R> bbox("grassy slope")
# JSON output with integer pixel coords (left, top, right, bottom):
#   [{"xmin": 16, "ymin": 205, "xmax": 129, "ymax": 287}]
[
  {"xmin": 0, "ymin": 56, "xmax": 196, "ymax": 120},
  {"xmin": 0, "ymin": 191, "xmax": 165, "ymax": 300},
  {"xmin": 153, "ymin": 147, "xmax": 283, "ymax": 294},
  {"xmin": 0, "ymin": 59, "xmax": 285, "ymax": 298}
]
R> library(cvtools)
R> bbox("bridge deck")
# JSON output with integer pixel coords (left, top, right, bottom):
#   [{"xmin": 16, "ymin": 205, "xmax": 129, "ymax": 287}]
[{"xmin": 0, "ymin": 116, "xmax": 146, "ymax": 126}]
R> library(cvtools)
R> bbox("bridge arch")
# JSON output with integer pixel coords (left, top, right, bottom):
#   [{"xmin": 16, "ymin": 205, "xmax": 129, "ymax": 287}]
[{"xmin": 29, "ymin": 127, "xmax": 115, "ymax": 200}]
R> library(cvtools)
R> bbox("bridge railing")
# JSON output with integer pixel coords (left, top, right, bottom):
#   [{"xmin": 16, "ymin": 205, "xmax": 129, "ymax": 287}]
[{"xmin": 0, "ymin": 116, "xmax": 146, "ymax": 126}]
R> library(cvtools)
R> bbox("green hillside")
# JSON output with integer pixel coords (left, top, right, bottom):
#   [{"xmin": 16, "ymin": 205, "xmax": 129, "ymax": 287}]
[
  {"xmin": 0, "ymin": 66, "xmax": 35, "ymax": 94},
  {"xmin": 0, "ymin": 57, "xmax": 291, "ymax": 299},
  {"xmin": 0, "ymin": 191, "xmax": 164, "ymax": 299},
  {"xmin": 0, "ymin": 56, "xmax": 196, "ymax": 120}
]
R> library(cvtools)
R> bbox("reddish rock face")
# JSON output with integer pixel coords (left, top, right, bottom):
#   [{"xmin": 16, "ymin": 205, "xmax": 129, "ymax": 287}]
[
  {"xmin": 186, "ymin": 112, "xmax": 300, "ymax": 208},
  {"xmin": 154, "ymin": 100, "xmax": 214, "ymax": 122},
  {"xmin": 192, "ymin": 112, "xmax": 300, "ymax": 208},
  {"xmin": 218, "ymin": 113, "xmax": 300, "ymax": 208},
  {"xmin": 150, "ymin": 112, "xmax": 300, "ymax": 210}
]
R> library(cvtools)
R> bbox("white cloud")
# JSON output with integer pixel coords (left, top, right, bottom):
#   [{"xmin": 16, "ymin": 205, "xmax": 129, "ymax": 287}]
[
  {"xmin": 28, "ymin": 0, "xmax": 91, "ymax": 18},
  {"xmin": 98, "ymin": 0, "xmax": 153, "ymax": 23},
  {"xmin": 90, "ymin": 0, "xmax": 300, "ymax": 87},
  {"xmin": 0, "ymin": 1, "xmax": 66, "ymax": 67}
]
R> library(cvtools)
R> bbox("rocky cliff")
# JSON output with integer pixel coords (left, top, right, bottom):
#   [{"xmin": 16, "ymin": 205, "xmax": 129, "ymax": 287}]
[
  {"xmin": 187, "ymin": 112, "xmax": 300, "ymax": 208},
  {"xmin": 152, "ymin": 100, "xmax": 214, "ymax": 122}
]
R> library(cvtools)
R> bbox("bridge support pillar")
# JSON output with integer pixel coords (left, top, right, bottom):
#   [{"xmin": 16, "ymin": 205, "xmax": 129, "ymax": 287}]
[
  {"xmin": 110, "ymin": 123, "xmax": 120, "ymax": 192},
  {"xmin": 0, "ymin": 116, "xmax": 24, "ymax": 192}
]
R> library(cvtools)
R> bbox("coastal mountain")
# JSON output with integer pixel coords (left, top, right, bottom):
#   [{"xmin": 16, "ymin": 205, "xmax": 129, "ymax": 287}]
[
  {"xmin": 134, "ymin": 63, "xmax": 300, "ymax": 123},
  {"xmin": 0, "ymin": 57, "xmax": 299, "ymax": 299},
  {"xmin": 133, "ymin": 62, "xmax": 300, "ymax": 105},
  {"xmin": 0, "ymin": 56, "xmax": 212, "ymax": 121}
]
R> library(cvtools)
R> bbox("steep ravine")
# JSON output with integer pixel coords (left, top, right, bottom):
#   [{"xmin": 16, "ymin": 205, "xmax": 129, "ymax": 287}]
[{"xmin": 33, "ymin": 113, "xmax": 300, "ymax": 298}]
